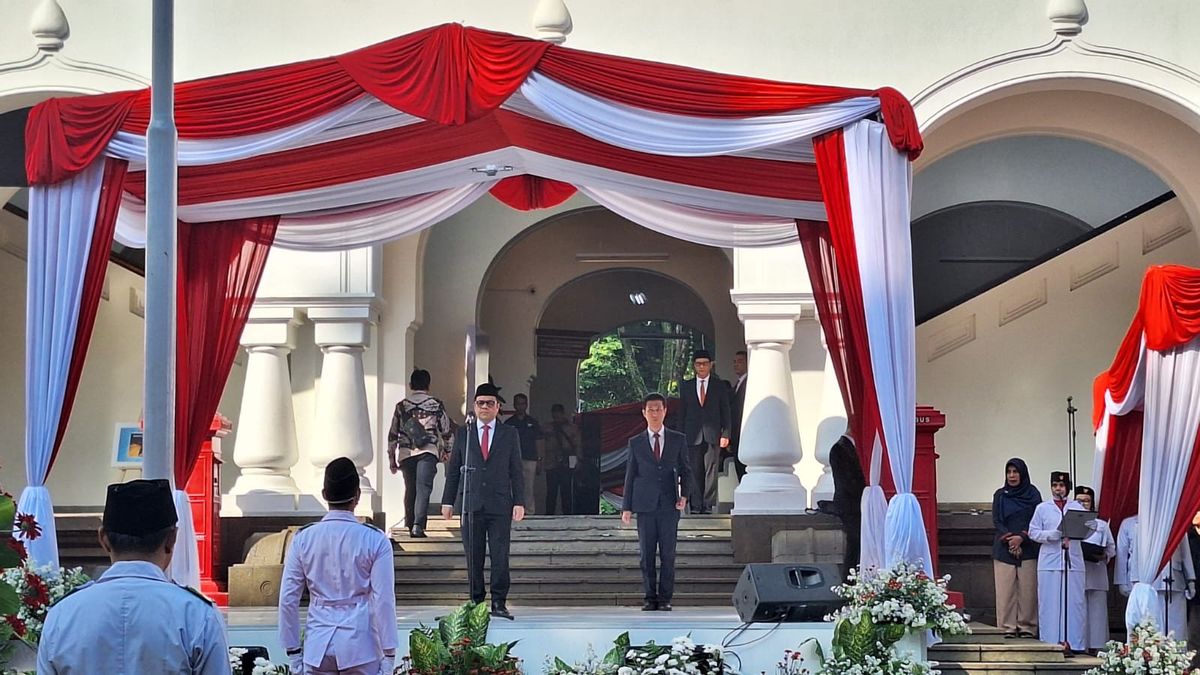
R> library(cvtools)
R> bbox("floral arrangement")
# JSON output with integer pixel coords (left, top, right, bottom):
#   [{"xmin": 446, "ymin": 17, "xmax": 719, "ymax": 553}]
[
  {"xmin": 406, "ymin": 601, "xmax": 521, "ymax": 675},
  {"xmin": 0, "ymin": 561, "xmax": 89, "ymax": 647},
  {"xmin": 228, "ymin": 647, "xmax": 292, "ymax": 674},
  {"xmin": 547, "ymin": 633, "xmax": 726, "ymax": 675},
  {"xmin": 1084, "ymin": 620, "xmax": 1195, "ymax": 675},
  {"xmin": 827, "ymin": 561, "xmax": 968, "ymax": 637}
]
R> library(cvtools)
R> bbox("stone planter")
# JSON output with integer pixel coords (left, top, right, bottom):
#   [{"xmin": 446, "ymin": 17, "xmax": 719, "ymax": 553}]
[
  {"xmin": 5, "ymin": 640, "xmax": 37, "ymax": 671},
  {"xmin": 892, "ymin": 629, "xmax": 927, "ymax": 663}
]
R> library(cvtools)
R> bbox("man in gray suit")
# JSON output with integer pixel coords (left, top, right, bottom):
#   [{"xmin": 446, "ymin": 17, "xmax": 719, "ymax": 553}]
[
  {"xmin": 622, "ymin": 393, "xmax": 691, "ymax": 611},
  {"xmin": 680, "ymin": 349, "xmax": 731, "ymax": 514}
]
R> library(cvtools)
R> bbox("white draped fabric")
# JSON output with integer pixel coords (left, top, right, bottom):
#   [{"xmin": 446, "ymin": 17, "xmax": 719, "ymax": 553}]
[
  {"xmin": 840, "ymin": 119, "xmax": 930, "ymax": 573},
  {"xmin": 1126, "ymin": 336, "xmax": 1200, "ymax": 631},
  {"xmin": 19, "ymin": 160, "xmax": 107, "ymax": 568},
  {"xmin": 518, "ymin": 72, "xmax": 879, "ymax": 158},
  {"xmin": 169, "ymin": 490, "xmax": 202, "ymax": 589}
]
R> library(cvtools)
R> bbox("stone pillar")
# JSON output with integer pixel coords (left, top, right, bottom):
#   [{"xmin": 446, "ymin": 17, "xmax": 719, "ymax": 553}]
[
  {"xmin": 224, "ymin": 308, "xmax": 302, "ymax": 515},
  {"xmin": 730, "ymin": 292, "xmax": 812, "ymax": 514},
  {"xmin": 811, "ymin": 348, "xmax": 848, "ymax": 504},
  {"xmin": 310, "ymin": 306, "xmax": 379, "ymax": 517}
]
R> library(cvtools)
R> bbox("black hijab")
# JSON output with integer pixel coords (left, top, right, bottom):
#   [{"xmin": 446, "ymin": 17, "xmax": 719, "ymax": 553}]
[{"xmin": 995, "ymin": 457, "xmax": 1042, "ymax": 520}]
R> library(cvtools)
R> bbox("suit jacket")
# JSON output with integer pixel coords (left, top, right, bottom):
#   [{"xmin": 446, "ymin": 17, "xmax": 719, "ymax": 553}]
[
  {"xmin": 730, "ymin": 376, "xmax": 747, "ymax": 448},
  {"xmin": 621, "ymin": 428, "xmax": 692, "ymax": 513},
  {"xmin": 441, "ymin": 421, "xmax": 525, "ymax": 515},
  {"xmin": 680, "ymin": 376, "xmax": 731, "ymax": 446}
]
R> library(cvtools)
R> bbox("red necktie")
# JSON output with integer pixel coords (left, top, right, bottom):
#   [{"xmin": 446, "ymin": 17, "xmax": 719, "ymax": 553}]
[
  {"xmin": 699, "ymin": 379, "xmax": 707, "ymax": 406},
  {"xmin": 481, "ymin": 424, "xmax": 491, "ymax": 461},
  {"xmin": 653, "ymin": 433, "xmax": 661, "ymax": 462}
]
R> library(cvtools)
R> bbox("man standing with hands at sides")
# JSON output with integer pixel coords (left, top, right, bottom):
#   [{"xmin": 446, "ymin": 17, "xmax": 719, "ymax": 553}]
[
  {"xmin": 1073, "ymin": 486, "xmax": 1115, "ymax": 655},
  {"xmin": 279, "ymin": 457, "xmax": 397, "ymax": 675},
  {"xmin": 729, "ymin": 350, "xmax": 749, "ymax": 480},
  {"xmin": 622, "ymin": 393, "xmax": 692, "ymax": 611},
  {"xmin": 1029, "ymin": 471, "xmax": 1087, "ymax": 656},
  {"xmin": 38, "ymin": 479, "xmax": 229, "ymax": 674},
  {"xmin": 680, "ymin": 350, "xmax": 731, "ymax": 514},
  {"xmin": 505, "ymin": 393, "xmax": 543, "ymax": 515},
  {"xmin": 443, "ymin": 382, "xmax": 526, "ymax": 619}
]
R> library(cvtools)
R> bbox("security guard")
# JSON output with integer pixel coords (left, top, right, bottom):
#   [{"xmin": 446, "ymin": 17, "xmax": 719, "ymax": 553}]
[
  {"xmin": 37, "ymin": 479, "xmax": 230, "ymax": 674},
  {"xmin": 279, "ymin": 457, "xmax": 398, "ymax": 674}
]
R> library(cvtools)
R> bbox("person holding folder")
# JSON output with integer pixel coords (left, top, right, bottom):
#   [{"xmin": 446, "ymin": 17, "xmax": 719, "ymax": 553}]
[{"xmin": 1029, "ymin": 471, "xmax": 1087, "ymax": 655}]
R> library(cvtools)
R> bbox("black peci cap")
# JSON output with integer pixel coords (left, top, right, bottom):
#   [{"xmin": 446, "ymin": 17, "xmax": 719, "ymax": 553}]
[
  {"xmin": 103, "ymin": 479, "xmax": 177, "ymax": 536},
  {"xmin": 323, "ymin": 457, "xmax": 360, "ymax": 504},
  {"xmin": 475, "ymin": 382, "xmax": 501, "ymax": 399},
  {"xmin": 1051, "ymin": 471, "xmax": 1072, "ymax": 490},
  {"xmin": 692, "ymin": 349, "xmax": 712, "ymax": 362}
]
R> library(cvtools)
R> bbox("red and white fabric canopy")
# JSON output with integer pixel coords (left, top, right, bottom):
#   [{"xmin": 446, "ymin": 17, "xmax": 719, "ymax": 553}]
[
  {"xmin": 23, "ymin": 23, "xmax": 926, "ymax": 580},
  {"xmin": 1094, "ymin": 265, "xmax": 1200, "ymax": 631}
]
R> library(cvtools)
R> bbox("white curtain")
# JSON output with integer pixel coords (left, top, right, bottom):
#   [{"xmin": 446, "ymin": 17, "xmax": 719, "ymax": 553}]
[
  {"xmin": 518, "ymin": 72, "xmax": 879, "ymax": 158},
  {"xmin": 19, "ymin": 160, "xmax": 107, "ymax": 568},
  {"xmin": 1126, "ymin": 336, "xmax": 1200, "ymax": 631},
  {"xmin": 841, "ymin": 119, "xmax": 930, "ymax": 573},
  {"xmin": 169, "ymin": 490, "xmax": 201, "ymax": 588},
  {"xmin": 859, "ymin": 436, "xmax": 889, "ymax": 573},
  {"xmin": 578, "ymin": 186, "xmax": 799, "ymax": 248}
]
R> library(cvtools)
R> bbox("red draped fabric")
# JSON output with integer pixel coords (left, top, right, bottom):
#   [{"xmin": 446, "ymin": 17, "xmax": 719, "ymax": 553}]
[
  {"xmin": 174, "ymin": 217, "xmax": 278, "ymax": 485},
  {"xmin": 1138, "ymin": 265, "xmax": 1200, "ymax": 351},
  {"xmin": 489, "ymin": 175, "xmax": 577, "ymax": 211},
  {"xmin": 49, "ymin": 158, "xmax": 128, "ymax": 469},
  {"xmin": 27, "ymin": 24, "xmax": 921, "ymax": 186},
  {"xmin": 1097, "ymin": 410, "xmax": 1143, "ymax": 531},
  {"xmin": 808, "ymin": 131, "xmax": 891, "ymax": 490},
  {"xmin": 1161, "ymin": 431, "xmax": 1200, "ymax": 572}
]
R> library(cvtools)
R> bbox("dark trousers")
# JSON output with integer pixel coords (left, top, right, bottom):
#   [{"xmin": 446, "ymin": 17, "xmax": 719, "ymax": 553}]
[
  {"xmin": 840, "ymin": 512, "xmax": 861, "ymax": 574},
  {"xmin": 400, "ymin": 453, "xmax": 438, "ymax": 530},
  {"xmin": 689, "ymin": 441, "xmax": 719, "ymax": 512},
  {"xmin": 545, "ymin": 467, "xmax": 573, "ymax": 515},
  {"xmin": 462, "ymin": 510, "xmax": 512, "ymax": 605},
  {"xmin": 636, "ymin": 509, "xmax": 680, "ymax": 603}
]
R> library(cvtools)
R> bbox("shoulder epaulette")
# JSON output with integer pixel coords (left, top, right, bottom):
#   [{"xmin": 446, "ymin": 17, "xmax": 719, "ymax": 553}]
[
  {"xmin": 299, "ymin": 522, "xmax": 317, "ymax": 531},
  {"xmin": 177, "ymin": 584, "xmax": 216, "ymax": 606},
  {"xmin": 361, "ymin": 521, "xmax": 382, "ymax": 532}
]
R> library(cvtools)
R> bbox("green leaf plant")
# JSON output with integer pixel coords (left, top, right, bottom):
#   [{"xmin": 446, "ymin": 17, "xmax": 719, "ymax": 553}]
[{"xmin": 405, "ymin": 601, "xmax": 520, "ymax": 675}]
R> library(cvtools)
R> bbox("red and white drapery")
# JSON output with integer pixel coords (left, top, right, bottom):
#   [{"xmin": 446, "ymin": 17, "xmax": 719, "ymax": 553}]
[
  {"xmin": 24, "ymin": 23, "xmax": 927, "ymax": 579},
  {"xmin": 1094, "ymin": 265, "xmax": 1200, "ymax": 631}
]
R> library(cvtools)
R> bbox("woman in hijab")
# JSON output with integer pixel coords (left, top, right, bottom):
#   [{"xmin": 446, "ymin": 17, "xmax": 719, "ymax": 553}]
[{"xmin": 993, "ymin": 457, "xmax": 1042, "ymax": 638}]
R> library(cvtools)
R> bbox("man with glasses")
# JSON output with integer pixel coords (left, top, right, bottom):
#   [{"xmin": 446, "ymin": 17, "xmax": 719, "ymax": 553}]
[
  {"xmin": 680, "ymin": 349, "xmax": 731, "ymax": 514},
  {"xmin": 1029, "ymin": 471, "xmax": 1087, "ymax": 655},
  {"xmin": 442, "ymin": 383, "xmax": 526, "ymax": 619}
]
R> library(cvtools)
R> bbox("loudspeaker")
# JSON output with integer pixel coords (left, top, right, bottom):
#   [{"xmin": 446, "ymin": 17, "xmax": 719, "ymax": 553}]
[{"xmin": 731, "ymin": 563, "xmax": 843, "ymax": 623}]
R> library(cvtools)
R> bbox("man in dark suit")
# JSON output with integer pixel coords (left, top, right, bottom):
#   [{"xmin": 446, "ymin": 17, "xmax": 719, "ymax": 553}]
[
  {"xmin": 729, "ymin": 349, "xmax": 748, "ymax": 480},
  {"xmin": 622, "ymin": 393, "xmax": 691, "ymax": 611},
  {"xmin": 441, "ymin": 382, "xmax": 526, "ymax": 619},
  {"xmin": 680, "ymin": 349, "xmax": 731, "ymax": 514}
]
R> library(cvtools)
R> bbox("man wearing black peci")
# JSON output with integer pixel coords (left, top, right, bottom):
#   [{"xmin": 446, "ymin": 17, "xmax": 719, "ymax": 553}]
[
  {"xmin": 680, "ymin": 349, "xmax": 731, "ymax": 514},
  {"xmin": 622, "ymin": 393, "xmax": 692, "ymax": 611},
  {"xmin": 442, "ymin": 382, "xmax": 526, "ymax": 619}
]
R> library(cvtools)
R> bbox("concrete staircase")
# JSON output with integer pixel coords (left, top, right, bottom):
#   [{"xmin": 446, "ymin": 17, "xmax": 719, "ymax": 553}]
[
  {"xmin": 932, "ymin": 625, "xmax": 1102, "ymax": 675},
  {"xmin": 391, "ymin": 514, "xmax": 742, "ymax": 606}
]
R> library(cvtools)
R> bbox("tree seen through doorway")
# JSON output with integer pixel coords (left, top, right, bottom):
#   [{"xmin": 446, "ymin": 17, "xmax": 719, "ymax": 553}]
[{"xmin": 576, "ymin": 320, "xmax": 708, "ymax": 411}]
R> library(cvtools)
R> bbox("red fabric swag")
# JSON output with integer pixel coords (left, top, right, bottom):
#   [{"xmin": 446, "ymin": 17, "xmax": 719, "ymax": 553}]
[
  {"xmin": 1138, "ymin": 265, "xmax": 1200, "ymax": 351},
  {"xmin": 337, "ymin": 24, "xmax": 547, "ymax": 126},
  {"xmin": 1096, "ymin": 410, "xmax": 1143, "ymax": 531},
  {"xmin": 174, "ymin": 216, "xmax": 277, "ymax": 485},
  {"xmin": 810, "ymin": 130, "xmax": 893, "ymax": 492},
  {"xmin": 489, "ymin": 175, "xmax": 577, "ymax": 210},
  {"xmin": 49, "ymin": 159, "xmax": 128, "ymax": 469},
  {"xmin": 25, "ymin": 93, "xmax": 139, "ymax": 186}
]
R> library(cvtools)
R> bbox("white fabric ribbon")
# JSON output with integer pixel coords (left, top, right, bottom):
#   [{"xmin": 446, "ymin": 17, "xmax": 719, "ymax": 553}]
[{"xmin": 169, "ymin": 489, "xmax": 201, "ymax": 589}]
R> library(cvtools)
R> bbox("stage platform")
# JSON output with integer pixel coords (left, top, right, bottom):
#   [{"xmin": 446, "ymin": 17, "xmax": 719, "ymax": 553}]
[{"xmin": 226, "ymin": 605, "xmax": 832, "ymax": 673}]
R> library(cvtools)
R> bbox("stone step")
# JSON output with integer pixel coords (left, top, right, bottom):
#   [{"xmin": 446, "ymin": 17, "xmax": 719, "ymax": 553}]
[
  {"xmin": 394, "ymin": 559, "xmax": 746, "ymax": 575},
  {"xmin": 930, "ymin": 642, "xmax": 1066, "ymax": 663},
  {"xmin": 395, "ymin": 539, "xmax": 733, "ymax": 554},
  {"xmin": 935, "ymin": 659, "xmax": 1101, "ymax": 675},
  {"xmin": 393, "ymin": 591, "xmax": 733, "ymax": 606},
  {"xmin": 417, "ymin": 515, "xmax": 730, "ymax": 528},
  {"xmin": 393, "ymin": 527, "xmax": 733, "ymax": 541},
  {"xmin": 393, "ymin": 550, "xmax": 740, "ymax": 567},
  {"xmin": 398, "ymin": 577, "xmax": 739, "ymax": 595}
]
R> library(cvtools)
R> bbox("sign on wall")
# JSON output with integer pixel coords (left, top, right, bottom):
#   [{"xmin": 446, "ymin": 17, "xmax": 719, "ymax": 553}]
[{"xmin": 536, "ymin": 329, "xmax": 594, "ymax": 359}]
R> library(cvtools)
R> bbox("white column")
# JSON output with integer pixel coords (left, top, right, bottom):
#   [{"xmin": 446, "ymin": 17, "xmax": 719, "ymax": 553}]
[
  {"xmin": 730, "ymin": 291, "xmax": 812, "ymax": 514},
  {"xmin": 812, "ymin": 348, "xmax": 848, "ymax": 504},
  {"xmin": 224, "ymin": 308, "xmax": 302, "ymax": 515},
  {"xmin": 310, "ymin": 306, "xmax": 379, "ymax": 517}
]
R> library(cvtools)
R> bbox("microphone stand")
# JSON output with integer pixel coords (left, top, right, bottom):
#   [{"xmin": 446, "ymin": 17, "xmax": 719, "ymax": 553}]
[
  {"xmin": 1066, "ymin": 397, "xmax": 1077, "ymax": 491},
  {"xmin": 462, "ymin": 413, "xmax": 477, "ymax": 606},
  {"xmin": 1063, "ymin": 396, "xmax": 1077, "ymax": 653}
]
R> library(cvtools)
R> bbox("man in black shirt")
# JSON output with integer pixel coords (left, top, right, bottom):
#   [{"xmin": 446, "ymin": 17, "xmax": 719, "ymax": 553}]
[{"xmin": 505, "ymin": 393, "xmax": 543, "ymax": 515}]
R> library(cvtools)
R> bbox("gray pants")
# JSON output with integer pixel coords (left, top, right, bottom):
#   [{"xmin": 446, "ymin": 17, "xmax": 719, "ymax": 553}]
[
  {"xmin": 689, "ymin": 441, "xmax": 719, "ymax": 513},
  {"xmin": 310, "ymin": 655, "xmax": 380, "ymax": 674}
]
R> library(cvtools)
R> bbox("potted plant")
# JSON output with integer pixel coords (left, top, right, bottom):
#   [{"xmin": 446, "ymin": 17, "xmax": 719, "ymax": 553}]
[
  {"xmin": 1084, "ymin": 620, "xmax": 1194, "ymax": 675},
  {"xmin": 547, "ymin": 632, "xmax": 728, "ymax": 675},
  {"xmin": 405, "ymin": 601, "xmax": 520, "ymax": 675}
]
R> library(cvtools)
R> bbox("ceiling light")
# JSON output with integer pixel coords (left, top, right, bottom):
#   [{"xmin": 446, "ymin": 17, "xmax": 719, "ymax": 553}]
[{"xmin": 629, "ymin": 292, "xmax": 647, "ymax": 305}]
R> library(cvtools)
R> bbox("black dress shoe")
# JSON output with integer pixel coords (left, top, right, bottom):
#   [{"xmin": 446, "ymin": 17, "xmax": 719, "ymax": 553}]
[
  {"xmin": 411, "ymin": 525, "xmax": 427, "ymax": 538},
  {"xmin": 641, "ymin": 602, "xmax": 657, "ymax": 611},
  {"xmin": 490, "ymin": 604, "xmax": 514, "ymax": 620},
  {"xmin": 658, "ymin": 602, "xmax": 673, "ymax": 611}
]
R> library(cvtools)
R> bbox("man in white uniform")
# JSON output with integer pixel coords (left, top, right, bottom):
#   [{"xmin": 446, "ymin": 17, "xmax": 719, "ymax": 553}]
[
  {"xmin": 1114, "ymin": 513, "xmax": 1196, "ymax": 638},
  {"xmin": 1073, "ymin": 486, "xmax": 1115, "ymax": 653},
  {"xmin": 1029, "ymin": 471, "xmax": 1087, "ymax": 654},
  {"xmin": 279, "ymin": 457, "xmax": 398, "ymax": 674},
  {"xmin": 37, "ymin": 479, "xmax": 230, "ymax": 674}
]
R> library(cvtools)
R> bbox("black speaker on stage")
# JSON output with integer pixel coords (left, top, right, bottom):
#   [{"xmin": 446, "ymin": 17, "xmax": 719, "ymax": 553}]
[{"xmin": 731, "ymin": 563, "xmax": 843, "ymax": 623}]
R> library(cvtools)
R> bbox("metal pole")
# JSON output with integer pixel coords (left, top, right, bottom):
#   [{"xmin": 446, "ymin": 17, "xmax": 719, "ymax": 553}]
[{"xmin": 142, "ymin": 0, "xmax": 177, "ymax": 483}]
